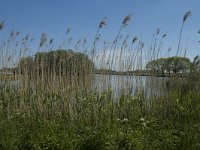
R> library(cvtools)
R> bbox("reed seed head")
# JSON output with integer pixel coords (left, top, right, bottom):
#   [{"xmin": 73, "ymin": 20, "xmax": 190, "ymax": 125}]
[
  {"xmin": 122, "ymin": 14, "xmax": 133, "ymax": 26},
  {"xmin": 95, "ymin": 34, "xmax": 101, "ymax": 41},
  {"xmin": 162, "ymin": 33, "xmax": 167, "ymax": 38},
  {"xmin": 39, "ymin": 33, "xmax": 48, "ymax": 48},
  {"xmin": 168, "ymin": 47, "xmax": 172, "ymax": 52},
  {"xmin": 49, "ymin": 38, "xmax": 54, "ymax": 44},
  {"xmin": 183, "ymin": 11, "xmax": 192, "ymax": 23},
  {"xmin": 156, "ymin": 28, "xmax": 160, "ymax": 35},
  {"xmin": 0, "ymin": 21, "xmax": 5, "ymax": 30},
  {"xmin": 99, "ymin": 17, "xmax": 107, "ymax": 28},
  {"xmin": 132, "ymin": 37, "xmax": 138, "ymax": 44},
  {"xmin": 10, "ymin": 30, "xmax": 15, "ymax": 38},
  {"xmin": 83, "ymin": 37, "xmax": 87, "ymax": 43},
  {"xmin": 16, "ymin": 31, "xmax": 20, "ymax": 36},
  {"xmin": 66, "ymin": 28, "xmax": 71, "ymax": 35},
  {"xmin": 7, "ymin": 56, "xmax": 11, "ymax": 61}
]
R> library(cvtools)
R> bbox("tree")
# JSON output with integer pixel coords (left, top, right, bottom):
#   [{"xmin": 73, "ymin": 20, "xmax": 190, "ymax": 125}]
[
  {"xmin": 146, "ymin": 57, "xmax": 192, "ymax": 75},
  {"xmin": 191, "ymin": 55, "xmax": 200, "ymax": 73}
]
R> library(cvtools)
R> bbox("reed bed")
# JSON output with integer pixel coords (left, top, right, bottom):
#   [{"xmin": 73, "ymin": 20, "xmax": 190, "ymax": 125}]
[{"xmin": 0, "ymin": 12, "xmax": 200, "ymax": 149}]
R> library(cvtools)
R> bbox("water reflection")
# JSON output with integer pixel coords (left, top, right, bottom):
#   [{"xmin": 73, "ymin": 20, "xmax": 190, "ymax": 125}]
[
  {"xmin": 0, "ymin": 75, "xmax": 168, "ymax": 99},
  {"xmin": 92, "ymin": 74, "xmax": 168, "ymax": 99}
]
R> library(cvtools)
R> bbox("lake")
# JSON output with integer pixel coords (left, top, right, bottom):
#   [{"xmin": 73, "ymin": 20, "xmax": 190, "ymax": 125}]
[
  {"xmin": 92, "ymin": 74, "xmax": 168, "ymax": 99},
  {"xmin": 0, "ymin": 74, "xmax": 168, "ymax": 99}
]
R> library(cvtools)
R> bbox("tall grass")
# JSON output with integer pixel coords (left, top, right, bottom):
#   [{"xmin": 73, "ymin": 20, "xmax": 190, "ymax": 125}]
[
  {"xmin": 176, "ymin": 11, "xmax": 192, "ymax": 56},
  {"xmin": 0, "ymin": 11, "xmax": 200, "ymax": 149}
]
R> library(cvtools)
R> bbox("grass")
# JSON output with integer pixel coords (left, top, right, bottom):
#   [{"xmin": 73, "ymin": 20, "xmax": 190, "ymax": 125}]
[
  {"xmin": 0, "ymin": 11, "xmax": 200, "ymax": 149},
  {"xmin": 0, "ymin": 74, "xmax": 17, "ymax": 80},
  {"xmin": 0, "ymin": 89, "xmax": 200, "ymax": 149}
]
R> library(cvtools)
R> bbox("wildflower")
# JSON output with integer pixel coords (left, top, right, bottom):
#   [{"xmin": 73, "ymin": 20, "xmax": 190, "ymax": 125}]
[
  {"xmin": 122, "ymin": 118, "xmax": 128, "ymax": 122},
  {"xmin": 132, "ymin": 97, "xmax": 137, "ymax": 100},
  {"xmin": 140, "ymin": 117, "xmax": 145, "ymax": 122},
  {"xmin": 142, "ymin": 122, "xmax": 147, "ymax": 126}
]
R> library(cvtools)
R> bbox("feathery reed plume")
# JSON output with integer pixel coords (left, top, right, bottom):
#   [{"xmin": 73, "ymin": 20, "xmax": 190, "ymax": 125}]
[
  {"xmin": 39, "ymin": 33, "xmax": 47, "ymax": 48},
  {"xmin": 122, "ymin": 14, "xmax": 133, "ymax": 26},
  {"xmin": 99, "ymin": 18, "xmax": 107, "ymax": 28},
  {"xmin": 132, "ymin": 37, "xmax": 138, "ymax": 44},
  {"xmin": 66, "ymin": 28, "xmax": 71, "ymax": 35},
  {"xmin": 61, "ymin": 27, "xmax": 71, "ymax": 49},
  {"xmin": 10, "ymin": 30, "xmax": 15, "ymax": 38},
  {"xmin": 0, "ymin": 21, "xmax": 5, "ymax": 30},
  {"xmin": 16, "ymin": 31, "xmax": 20, "ymax": 36},
  {"xmin": 49, "ymin": 38, "xmax": 54, "ymax": 44},
  {"xmin": 152, "ymin": 28, "xmax": 160, "ymax": 60},
  {"xmin": 162, "ymin": 33, "xmax": 167, "ymax": 38},
  {"xmin": 157, "ymin": 32, "xmax": 168, "ymax": 58},
  {"xmin": 156, "ymin": 28, "xmax": 160, "ymax": 35},
  {"xmin": 110, "ymin": 14, "xmax": 133, "ymax": 69},
  {"xmin": 7, "ymin": 56, "xmax": 11, "ymax": 61},
  {"xmin": 91, "ymin": 17, "xmax": 107, "ymax": 60},
  {"xmin": 127, "ymin": 36, "xmax": 138, "ymax": 69},
  {"xmin": 165, "ymin": 47, "xmax": 172, "ymax": 57},
  {"xmin": 177, "ymin": 11, "xmax": 192, "ymax": 56},
  {"xmin": 183, "ymin": 11, "xmax": 192, "ymax": 22},
  {"xmin": 25, "ymin": 35, "xmax": 29, "ymax": 41}
]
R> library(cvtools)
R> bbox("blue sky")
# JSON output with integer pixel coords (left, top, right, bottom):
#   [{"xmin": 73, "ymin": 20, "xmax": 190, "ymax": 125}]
[{"xmin": 0, "ymin": 0, "xmax": 200, "ymax": 60}]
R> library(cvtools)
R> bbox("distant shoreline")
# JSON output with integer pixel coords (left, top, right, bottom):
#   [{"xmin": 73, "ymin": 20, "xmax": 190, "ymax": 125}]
[{"xmin": 95, "ymin": 71, "xmax": 190, "ymax": 77}]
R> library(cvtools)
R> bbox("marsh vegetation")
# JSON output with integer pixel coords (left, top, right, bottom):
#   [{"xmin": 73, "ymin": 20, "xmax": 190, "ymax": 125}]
[{"xmin": 0, "ymin": 11, "xmax": 200, "ymax": 149}]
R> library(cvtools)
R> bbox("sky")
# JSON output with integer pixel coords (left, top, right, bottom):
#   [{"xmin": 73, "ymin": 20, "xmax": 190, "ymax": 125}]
[{"xmin": 0, "ymin": 0, "xmax": 200, "ymax": 61}]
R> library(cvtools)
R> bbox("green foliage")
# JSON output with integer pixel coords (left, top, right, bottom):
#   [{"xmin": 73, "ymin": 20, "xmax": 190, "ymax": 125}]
[
  {"xmin": 1, "ymin": 88, "xmax": 200, "ymax": 149},
  {"xmin": 146, "ymin": 57, "xmax": 192, "ymax": 75}
]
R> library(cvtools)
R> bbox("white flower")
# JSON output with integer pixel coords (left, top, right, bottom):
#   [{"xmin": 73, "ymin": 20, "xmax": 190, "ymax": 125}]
[
  {"xmin": 140, "ymin": 117, "xmax": 145, "ymax": 122},
  {"xmin": 122, "ymin": 118, "xmax": 128, "ymax": 122},
  {"xmin": 142, "ymin": 122, "xmax": 147, "ymax": 126},
  {"xmin": 117, "ymin": 118, "xmax": 121, "ymax": 121}
]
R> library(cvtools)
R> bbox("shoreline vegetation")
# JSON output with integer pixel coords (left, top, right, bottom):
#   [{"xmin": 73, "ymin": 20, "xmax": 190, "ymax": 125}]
[
  {"xmin": 95, "ymin": 69, "xmax": 190, "ymax": 77},
  {"xmin": 0, "ymin": 69, "xmax": 190, "ymax": 80},
  {"xmin": 1, "ymin": 11, "xmax": 200, "ymax": 149}
]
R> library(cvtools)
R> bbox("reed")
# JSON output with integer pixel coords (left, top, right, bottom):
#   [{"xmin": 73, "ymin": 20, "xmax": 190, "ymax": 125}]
[
  {"xmin": 176, "ymin": 11, "xmax": 192, "ymax": 56},
  {"xmin": 0, "ymin": 12, "xmax": 200, "ymax": 149}
]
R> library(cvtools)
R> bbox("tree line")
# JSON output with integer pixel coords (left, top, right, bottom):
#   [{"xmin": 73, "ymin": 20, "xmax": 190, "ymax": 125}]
[{"xmin": 146, "ymin": 56, "xmax": 200, "ymax": 75}]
